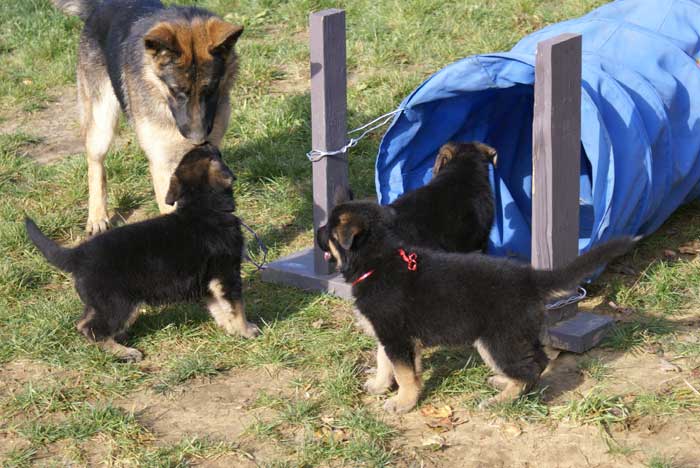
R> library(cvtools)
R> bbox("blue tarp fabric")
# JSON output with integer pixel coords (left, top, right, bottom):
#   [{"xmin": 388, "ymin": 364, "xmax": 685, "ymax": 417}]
[{"xmin": 375, "ymin": 0, "xmax": 700, "ymax": 260}]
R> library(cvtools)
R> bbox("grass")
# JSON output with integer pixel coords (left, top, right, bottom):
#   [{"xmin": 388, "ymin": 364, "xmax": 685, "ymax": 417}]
[{"xmin": 2, "ymin": 0, "xmax": 700, "ymax": 466}]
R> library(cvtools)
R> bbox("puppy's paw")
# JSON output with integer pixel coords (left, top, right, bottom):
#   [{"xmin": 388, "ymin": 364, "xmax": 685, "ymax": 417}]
[
  {"xmin": 364, "ymin": 377, "xmax": 393, "ymax": 395},
  {"xmin": 240, "ymin": 322, "xmax": 261, "ymax": 339},
  {"xmin": 487, "ymin": 375, "xmax": 510, "ymax": 390},
  {"xmin": 120, "ymin": 347, "xmax": 143, "ymax": 363},
  {"xmin": 86, "ymin": 217, "xmax": 111, "ymax": 236},
  {"xmin": 383, "ymin": 396, "xmax": 416, "ymax": 414}
]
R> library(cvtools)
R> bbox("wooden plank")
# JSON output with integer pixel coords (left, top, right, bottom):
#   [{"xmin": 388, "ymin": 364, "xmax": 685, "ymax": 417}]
[
  {"xmin": 261, "ymin": 248, "xmax": 353, "ymax": 300},
  {"xmin": 532, "ymin": 33, "xmax": 582, "ymax": 323},
  {"xmin": 310, "ymin": 9, "xmax": 349, "ymax": 275}
]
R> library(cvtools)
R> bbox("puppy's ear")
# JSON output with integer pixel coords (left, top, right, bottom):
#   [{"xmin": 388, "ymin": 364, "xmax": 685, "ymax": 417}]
[
  {"xmin": 333, "ymin": 186, "xmax": 353, "ymax": 206},
  {"xmin": 433, "ymin": 142, "xmax": 458, "ymax": 175},
  {"xmin": 144, "ymin": 23, "xmax": 180, "ymax": 60},
  {"xmin": 208, "ymin": 158, "xmax": 234, "ymax": 190},
  {"xmin": 207, "ymin": 19, "xmax": 243, "ymax": 56},
  {"xmin": 165, "ymin": 174, "xmax": 182, "ymax": 206},
  {"xmin": 474, "ymin": 142, "xmax": 498, "ymax": 166},
  {"xmin": 335, "ymin": 213, "xmax": 364, "ymax": 250}
]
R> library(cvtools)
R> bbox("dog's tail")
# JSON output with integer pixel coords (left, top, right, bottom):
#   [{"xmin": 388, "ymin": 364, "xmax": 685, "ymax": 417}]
[
  {"xmin": 51, "ymin": 0, "xmax": 98, "ymax": 21},
  {"xmin": 25, "ymin": 218, "xmax": 78, "ymax": 273},
  {"xmin": 534, "ymin": 236, "xmax": 637, "ymax": 298}
]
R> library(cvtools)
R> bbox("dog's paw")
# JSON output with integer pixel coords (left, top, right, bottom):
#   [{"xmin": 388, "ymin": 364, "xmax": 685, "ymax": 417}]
[
  {"xmin": 240, "ymin": 322, "xmax": 261, "ymax": 339},
  {"xmin": 86, "ymin": 217, "xmax": 111, "ymax": 236},
  {"xmin": 364, "ymin": 377, "xmax": 393, "ymax": 395},
  {"xmin": 487, "ymin": 375, "xmax": 510, "ymax": 390},
  {"xmin": 120, "ymin": 347, "xmax": 143, "ymax": 363},
  {"xmin": 383, "ymin": 396, "xmax": 416, "ymax": 414}
]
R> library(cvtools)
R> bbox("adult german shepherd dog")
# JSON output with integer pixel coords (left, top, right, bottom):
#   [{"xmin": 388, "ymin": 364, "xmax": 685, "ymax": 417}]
[{"xmin": 52, "ymin": 0, "xmax": 243, "ymax": 234}]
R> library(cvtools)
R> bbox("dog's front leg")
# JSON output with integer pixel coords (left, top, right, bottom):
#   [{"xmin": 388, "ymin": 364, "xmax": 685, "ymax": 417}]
[
  {"xmin": 364, "ymin": 344, "xmax": 395, "ymax": 395},
  {"xmin": 149, "ymin": 157, "xmax": 179, "ymax": 214},
  {"xmin": 81, "ymin": 79, "xmax": 119, "ymax": 235},
  {"xmin": 206, "ymin": 279, "xmax": 260, "ymax": 338},
  {"xmin": 381, "ymin": 342, "xmax": 422, "ymax": 414}
]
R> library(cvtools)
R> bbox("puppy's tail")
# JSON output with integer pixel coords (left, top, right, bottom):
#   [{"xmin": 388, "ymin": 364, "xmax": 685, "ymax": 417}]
[
  {"xmin": 25, "ymin": 218, "xmax": 77, "ymax": 273},
  {"xmin": 534, "ymin": 236, "xmax": 638, "ymax": 298},
  {"xmin": 51, "ymin": 0, "xmax": 98, "ymax": 21}
]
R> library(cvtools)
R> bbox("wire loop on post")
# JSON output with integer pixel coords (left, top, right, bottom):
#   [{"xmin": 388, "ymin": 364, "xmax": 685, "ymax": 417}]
[
  {"xmin": 306, "ymin": 109, "xmax": 403, "ymax": 162},
  {"xmin": 545, "ymin": 286, "xmax": 587, "ymax": 310}
]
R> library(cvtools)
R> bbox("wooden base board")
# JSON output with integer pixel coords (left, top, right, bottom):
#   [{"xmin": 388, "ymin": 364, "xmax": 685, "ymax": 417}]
[
  {"xmin": 545, "ymin": 311, "xmax": 615, "ymax": 353},
  {"xmin": 260, "ymin": 247, "xmax": 353, "ymax": 299}
]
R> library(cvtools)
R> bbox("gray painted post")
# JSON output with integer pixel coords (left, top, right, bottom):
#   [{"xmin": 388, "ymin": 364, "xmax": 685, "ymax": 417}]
[
  {"xmin": 532, "ymin": 33, "xmax": 581, "ymax": 322},
  {"xmin": 260, "ymin": 9, "xmax": 353, "ymax": 299},
  {"xmin": 532, "ymin": 33, "xmax": 613, "ymax": 352},
  {"xmin": 310, "ymin": 9, "xmax": 349, "ymax": 275}
]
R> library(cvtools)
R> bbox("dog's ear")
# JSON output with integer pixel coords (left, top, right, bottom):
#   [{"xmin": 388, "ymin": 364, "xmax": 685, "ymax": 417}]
[
  {"xmin": 207, "ymin": 19, "xmax": 243, "ymax": 56},
  {"xmin": 474, "ymin": 142, "xmax": 498, "ymax": 166},
  {"xmin": 208, "ymin": 158, "xmax": 234, "ymax": 190},
  {"xmin": 433, "ymin": 142, "xmax": 458, "ymax": 175},
  {"xmin": 334, "ymin": 213, "xmax": 364, "ymax": 250},
  {"xmin": 144, "ymin": 23, "xmax": 181, "ymax": 60},
  {"xmin": 165, "ymin": 174, "xmax": 182, "ymax": 206},
  {"xmin": 333, "ymin": 186, "xmax": 353, "ymax": 206}
]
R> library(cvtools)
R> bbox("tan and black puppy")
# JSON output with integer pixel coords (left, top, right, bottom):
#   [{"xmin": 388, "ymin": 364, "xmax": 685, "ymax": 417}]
[
  {"xmin": 25, "ymin": 144, "xmax": 259, "ymax": 362},
  {"xmin": 390, "ymin": 141, "xmax": 496, "ymax": 253},
  {"xmin": 317, "ymin": 203, "xmax": 635, "ymax": 413},
  {"xmin": 53, "ymin": 0, "xmax": 243, "ymax": 234}
]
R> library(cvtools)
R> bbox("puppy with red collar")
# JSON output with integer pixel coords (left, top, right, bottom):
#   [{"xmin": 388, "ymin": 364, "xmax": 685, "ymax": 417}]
[{"xmin": 317, "ymin": 202, "xmax": 634, "ymax": 413}]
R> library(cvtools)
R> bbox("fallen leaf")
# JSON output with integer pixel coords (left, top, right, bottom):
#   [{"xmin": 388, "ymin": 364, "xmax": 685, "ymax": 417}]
[
  {"xmin": 426, "ymin": 417, "xmax": 453, "ymax": 433},
  {"xmin": 22, "ymin": 79, "xmax": 33, "ymax": 85},
  {"xmin": 421, "ymin": 434, "xmax": 447, "ymax": 450},
  {"xmin": 643, "ymin": 344, "xmax": 665, "ymax": 356},
  {"xmin": 501, "ymin": 423, "xmax": 522, "ymax": 437},
  {"xmin": 311, "ymin": 319, "xmax": 325, "ymax": 329},
  {"xmin": 659, "ymin": 358, "xmax": 681, "ymax": 373},
  {"xmin": 420, "ymin": 404, "xmax": 453, "ymax": 419}
]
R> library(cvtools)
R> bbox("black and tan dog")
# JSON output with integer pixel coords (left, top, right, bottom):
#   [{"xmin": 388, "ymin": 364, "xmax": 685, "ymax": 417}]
[
  {"xmin": 52, "ymin": 0, "xmax": 243, "ymax": 234},
  {"xmin": 317, "ymin": 202, "xmax": 634, "ymax": 413},
  {"xmin": 25, "ymin": 144, "xmax": 259, "ymax": 362},
  {"xmin": 389, "ymin": 141, "xmax": 496, "ymax": 253},
  {"xmin": 326, "ymin": 140, "xmax": 496, "ymax": 263}
]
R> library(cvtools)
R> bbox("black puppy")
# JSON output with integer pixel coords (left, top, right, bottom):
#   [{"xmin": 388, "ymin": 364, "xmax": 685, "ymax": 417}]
[
  {"xmin": 390, "ymin": 141, "xmax": 496, "ymax": 253},
  {"xmin": 317, "ymin": 202, "xmax": 634, "ymax": 413},
  {"xmin": 25, "ymin": 144, "xmax": 259, "ymax": 362},
  {"xmin": 330, "ymin": 141, "xmax": 495, "ymax": 256}
]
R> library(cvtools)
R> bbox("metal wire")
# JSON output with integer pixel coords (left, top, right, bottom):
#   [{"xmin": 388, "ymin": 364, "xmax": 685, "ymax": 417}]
[
  {"xmin": 306, "ymin": 109, "xmax": 403, "ymax": 162},
  {"xmin": 240, "ymin": 219, "xmax": 268, "ymax": 271},
  {"xmin": 545, "ymin": 286, "xmax": 587, "ymax": 310}
]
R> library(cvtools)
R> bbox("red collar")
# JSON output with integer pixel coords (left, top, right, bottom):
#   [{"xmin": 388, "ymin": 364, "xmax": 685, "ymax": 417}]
[
  {"xmin": 398, "ymin": 248, "xmax": 418, "ymax": 271},
  {"xmin": 352, "ymin": 269, "xmax": 375, "ymax": 286},
  {"xmin": 352, "ymin": 248, "xmax": 418, "ymax": 286}
]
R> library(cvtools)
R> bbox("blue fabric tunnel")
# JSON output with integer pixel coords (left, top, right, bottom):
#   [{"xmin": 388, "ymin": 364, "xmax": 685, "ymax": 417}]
[{"xmin": 375, "ymin": 0, "xmax": 700, "ymax": 260}]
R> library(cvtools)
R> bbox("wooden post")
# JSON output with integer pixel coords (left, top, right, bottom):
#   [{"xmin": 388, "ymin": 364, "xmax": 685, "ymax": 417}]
[
  {"xmin": 310, "ymin": 9, "xmax": 349, "ymax": 275},
  {"xmin": 532, "ymin": 33, "xmax": 582, "ymax": 323},
  {"xmin": 532, "ymin": 33, "xmax": 614, "ymax": 352},
  {"xmin": 260, "ymin": 9, "xmax": 353, "ymax": 299}
]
